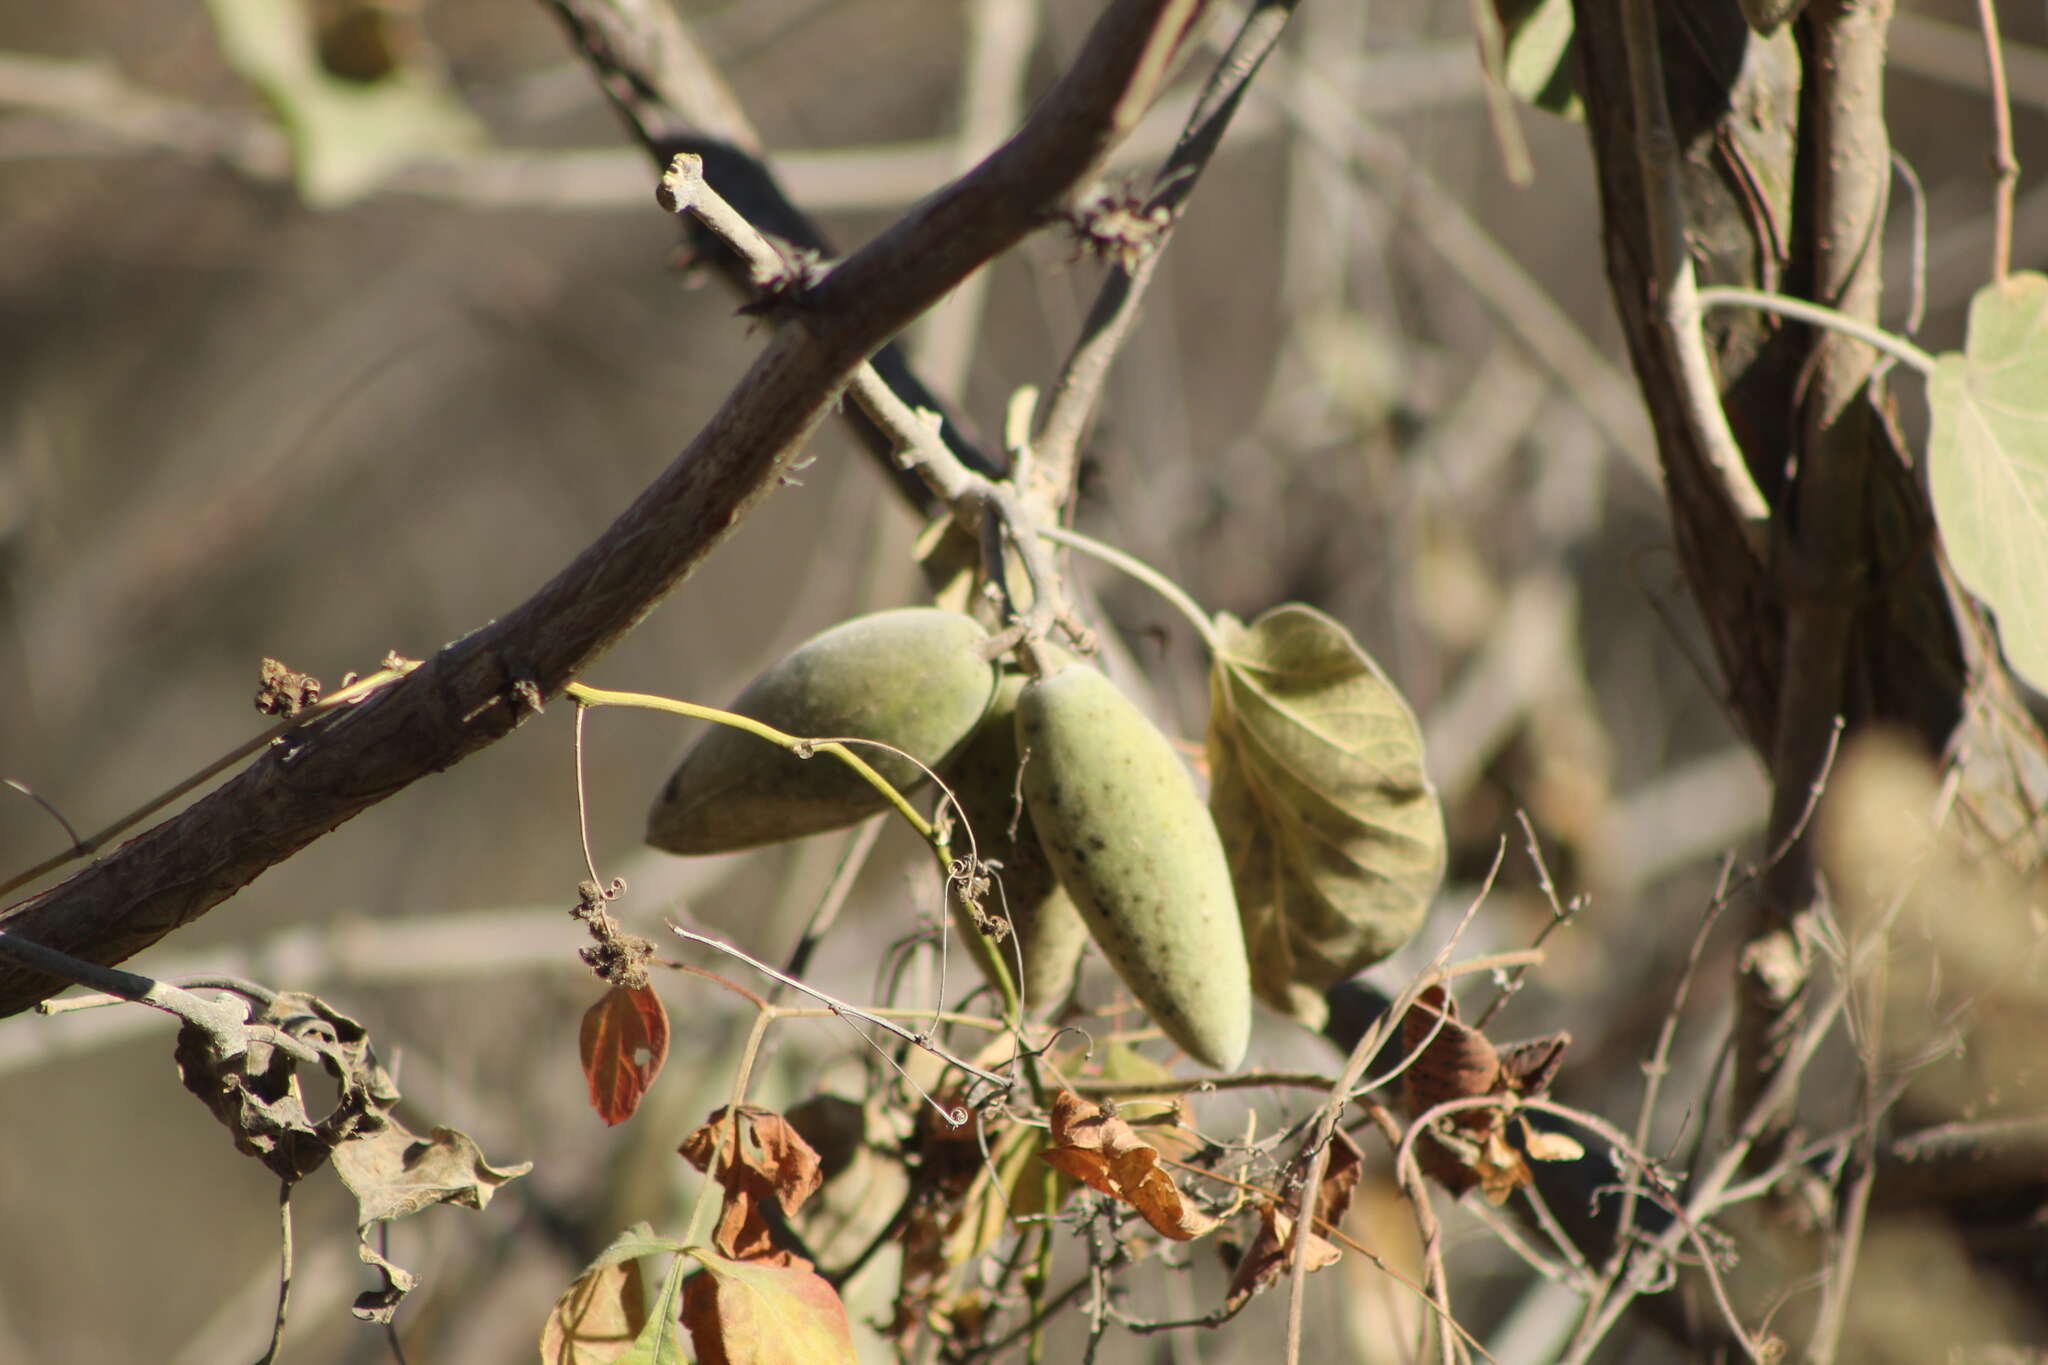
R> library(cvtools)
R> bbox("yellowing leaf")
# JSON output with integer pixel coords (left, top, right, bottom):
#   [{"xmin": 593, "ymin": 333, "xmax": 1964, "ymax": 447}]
[
  {"xmin": 1520, "ymin": 1121, "xmax": 1585, "ymax": 1163},
  {"xmin": 541, "ymin": 1258, "xmax": 650, "ymax": 1365},
  {"xmin": 1207, "ymin": 605, "xmax": 1445, "ymax": 1027},
  {"xmin": 1929, "ymin": 271, "xmax": 2048, "ymax": 695},
  {"xmin": 681, "ymin": 1251, "xmax": 858, "ymax": 1365}
]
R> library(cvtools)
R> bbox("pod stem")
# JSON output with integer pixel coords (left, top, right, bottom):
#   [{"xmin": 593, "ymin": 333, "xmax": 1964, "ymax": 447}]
[
  {"xmin": 1037, "ymin": 526, "xmax": 1220, "ymax": 652},
  {"xmin": 566, "ymin": 683, "xmax": 935, "ymax": 840},
  {"xmin": 572, "ymin": 681, "xmax": 1026, "ymax": 1026}
]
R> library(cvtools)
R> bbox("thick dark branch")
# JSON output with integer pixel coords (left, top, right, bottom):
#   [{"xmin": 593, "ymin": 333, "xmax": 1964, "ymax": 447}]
[
  {"xmin": 0, "ymin": 0, "xmax": 1201, "ymax": 1018},
  {"xmin": 541, "ymin": 0, "xmax": 1010, "ymax": 506}
]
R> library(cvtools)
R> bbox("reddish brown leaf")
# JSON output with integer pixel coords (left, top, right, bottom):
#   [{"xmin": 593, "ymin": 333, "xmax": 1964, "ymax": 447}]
[
  {"xmin": 681, "ymin": 1106, "xmax": 825, "ymax": 1265},
  {"xmin": 1225, "ymin": 1129, "xmax": 1363, "ymax": 1311},
  {"xmin": 1400, "ymin": 986, "xmax": 1503, "ymax": 1121},
  {"xmin": 1398, "ymin": 987, "xmax": 1573, "ymax": 1203},
  {"xmin": 1041, "ymin": 1091, "xmax": 1218, "ymax": 1241},
  {"xmin": 681, "ymin": 1251, "xmax": 856, "ymax": 1365},
  {"xmin": 580, "ymin": 984, "xmax": 670, "ymax": 1126}
]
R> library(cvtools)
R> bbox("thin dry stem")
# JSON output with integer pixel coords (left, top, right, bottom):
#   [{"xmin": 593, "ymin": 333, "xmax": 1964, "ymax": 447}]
[
  {"xmin": 1034, "ymin": 0, "xmax": 1298, "ymax": 510},
  {"xmin": 668, "ymin": 923, "xmax": 1009, "ymax": 1093},
  {"xmin": 1977, "ymin": 0, "xmax": 2020, "ymax": 282}
]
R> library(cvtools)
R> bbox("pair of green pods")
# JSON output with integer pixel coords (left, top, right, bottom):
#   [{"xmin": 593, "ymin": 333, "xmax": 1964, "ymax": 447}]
[{"xmin": 647, "ymin": 607, "xmax": 1251, "ymax": 1070}]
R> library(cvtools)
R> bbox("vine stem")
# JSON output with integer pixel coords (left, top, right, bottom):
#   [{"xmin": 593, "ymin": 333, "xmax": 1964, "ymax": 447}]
[
  {"xmin": 1037, "ymin": 525, "xmax": 1221, "ymax": 651},
  {"xmin": 564, "ymin": 683, "xmax": 935, "ymax": 841},
  {"xmin": 1694, "ymin": 285, "xmax": 1938, "ymax": 377},
  {"xmin": 573, "ymin": 682, "xmax": 1024, "ymax": 1022}
]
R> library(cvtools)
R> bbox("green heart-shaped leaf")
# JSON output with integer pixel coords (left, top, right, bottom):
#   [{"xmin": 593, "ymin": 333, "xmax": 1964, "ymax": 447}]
[
  {"xmin": 1207, "ymin": 605, "xmax": 1445, "ymax": 1028},
  {"xmin": 1928, "ymin": 272, "xmax": 2048, "ymax": 696}
]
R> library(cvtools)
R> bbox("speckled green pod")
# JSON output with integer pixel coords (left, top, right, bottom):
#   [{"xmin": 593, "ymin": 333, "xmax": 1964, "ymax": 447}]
[
  {"xmin": 1016, "ymin": 663, "xmax": 1251, "ymax": 1069},
  {"xmin": 647, "ymin": 608, "xmax": 998, "ymax": 855},
  {"xmin": 943, "ymin": 669, "xmax": 1091, "ymax": 1014}
]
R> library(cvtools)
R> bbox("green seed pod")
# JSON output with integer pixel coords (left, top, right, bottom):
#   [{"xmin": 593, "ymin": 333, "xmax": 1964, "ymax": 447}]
[
  {"xmin": 647, "ymin": 608, "xmax": 998, "ymax": 855},
  {"xmin": 943, "ymin": 669, "xmax": 1091, "ymax": 1014},
  {"xmin": 1016, "ymin": 663, "xmax": 1252, "ymax": 1069}
]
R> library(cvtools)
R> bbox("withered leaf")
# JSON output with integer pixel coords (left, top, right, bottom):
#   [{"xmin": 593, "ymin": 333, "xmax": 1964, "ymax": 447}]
[
  {"xmin": 681, "ymin": 1105, "xmax": 824, "ymax": 1265},
  {"xmin": 170, "ymin": 987, "xmax": 529, "ymax": 1318},
  {"xmin": 1400, "ymin": 985, "xmax": 1504, "ymax": 1117},
  {"xmin": 1041, "ymin": 1091, "xmax": 1218, "ymax": 1241},
  {"xmin": 1521, "ymin": 1121, "xmax": 1585, "ymax": 1163},
  {"xmin": 1400, "ymin": 986, "xmax": 1571, "ymax": 1204},
  {"xmin": 334, "ymin": 1122, "xmax": 532, "ymax": 1321},
  {"xmin": 892, "ymin": 1096, "xmax": 1002, "ymax": 1351},
  {"xmin": 581, "ymin": 983, "xmax": 671, "ymax": 1126},
  {"xmin": 1224, "ymin": 1128, "xmax": 1364, "ymax": 1312},
  {"xmin": 174, "ymin": 988, "xmax": 399, "ymax": 1183},
  {"xmin": 681, "ymin": 1250, "xmax": 857, "ymax": 1365}
]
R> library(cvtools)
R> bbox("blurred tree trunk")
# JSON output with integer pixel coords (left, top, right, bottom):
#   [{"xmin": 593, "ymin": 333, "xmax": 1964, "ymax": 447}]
[{"xmin": 1572, "ymin": 0, "xmax": 2048, "ymax": 1347}]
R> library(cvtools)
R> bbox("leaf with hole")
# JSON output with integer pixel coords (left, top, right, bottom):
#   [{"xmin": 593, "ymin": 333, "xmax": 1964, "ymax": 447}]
[
  {"xmin": 581, "ymin": 985, "xmax": 670, "ymax": 1126},
  {"xmin": 1206, "ymin": 605, "xmax": 1445, "ymax": 1028},
  {"xmin": 1928, "ymin": 272, "xmax": 2048, "ymax": 696}
]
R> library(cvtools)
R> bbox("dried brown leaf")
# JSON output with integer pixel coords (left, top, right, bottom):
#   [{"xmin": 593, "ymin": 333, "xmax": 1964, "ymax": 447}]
[
  {"xmin": 333, "ymin": 1122, "xmax": 532, "ymax": 1320},
  {"xmin": 1224, "ymin": 1129, "xmax": 1363, "ymax": 1311},
  {"xmin": 1400, "ymin": 985, "xmax": 1504, "ymax": 1119},
  {"xmin": 681, "ymin": 1106, "xmax": 824, "ymax": 1265},
  {"xmin": 1041, "ymin": 1091, "xmax": 1218, "ymax": 1241},
  {"xmin": 1400, "ymin": 987, "xmax": 1570, "ymax": 1203}
]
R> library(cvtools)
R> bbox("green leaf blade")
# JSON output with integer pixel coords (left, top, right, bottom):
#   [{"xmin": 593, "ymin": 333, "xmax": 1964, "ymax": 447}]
[
  {"xmin": 1928, "ymin": 272, "xmax": 2048, "ymax": 695},
  {"xmin": 1206, "ymin": 605, "xmax": 1446, "ymax": 1028}
]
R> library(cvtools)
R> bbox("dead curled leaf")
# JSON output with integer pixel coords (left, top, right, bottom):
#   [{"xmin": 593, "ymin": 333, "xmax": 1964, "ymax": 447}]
[
  {"xmin": 172, "ymin": 988, "xmax": 532, "ymax": 1322},
  {"xmin": 1224, "ymin": 1128, "xmax": 1364, "ymax": 1312},
  {"xmin": 1400, "ymin": 985, "xmax": 1573, "ymax": 1204},
  {"xmin": 1040, "ymin": 1091, "xmax": 1219, "ymax": 1240},
  {"xmin": 681, "ymin": 1105, "xmax": 825, "ymax": 1265}
]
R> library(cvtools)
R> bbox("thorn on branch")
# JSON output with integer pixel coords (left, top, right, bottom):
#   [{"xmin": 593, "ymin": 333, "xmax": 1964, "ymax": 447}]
[{"xmin": 736, "ymin": 246, "xmax": 829, "ymax": 320}]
